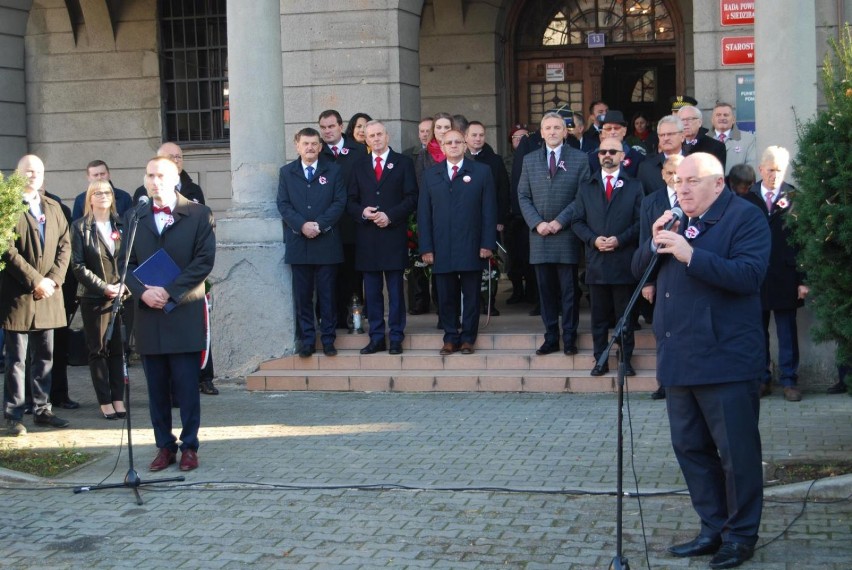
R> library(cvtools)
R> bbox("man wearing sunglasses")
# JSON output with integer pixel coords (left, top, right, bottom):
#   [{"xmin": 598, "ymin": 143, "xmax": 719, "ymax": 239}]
[
  {"xmin": 587, "ymin": 110, "xmax": 644, "ymax": 178},
  {"xmin": 571, "ymin": 138, "xmax": 643, "ymax": 376}
]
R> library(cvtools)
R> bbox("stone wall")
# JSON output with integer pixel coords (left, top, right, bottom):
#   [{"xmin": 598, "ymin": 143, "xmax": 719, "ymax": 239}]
[{"xmin": 0, "ymin": 0, "xmax": 31, "ymax": 172}]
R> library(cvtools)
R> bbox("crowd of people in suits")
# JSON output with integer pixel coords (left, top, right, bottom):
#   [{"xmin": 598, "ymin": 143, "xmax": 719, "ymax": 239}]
[{"xmin": 3, "ymin": 147, "xmax": 216, "ymax": 473}]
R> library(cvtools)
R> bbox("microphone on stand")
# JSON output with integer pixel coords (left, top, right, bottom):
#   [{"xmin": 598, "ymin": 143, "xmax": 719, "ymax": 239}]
[{"xmin": 131, "ymin": 195, "xmax": 150, "ymax": 218}]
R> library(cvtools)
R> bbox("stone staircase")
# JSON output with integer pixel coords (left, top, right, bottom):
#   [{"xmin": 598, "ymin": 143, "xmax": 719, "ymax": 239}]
[{"xmin": 247, "ymin": 292, "xmax": 659, "ymax": 394}]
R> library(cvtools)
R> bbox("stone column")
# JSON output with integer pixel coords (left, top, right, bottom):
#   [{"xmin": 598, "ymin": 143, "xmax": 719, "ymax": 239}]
[
  {"xmin": 211, "ymin": 0, "xmax": 293, "ymax": 377},
  {"xmin": 754, "ymin": 0, "xmax": 816, "ymax": 159}
]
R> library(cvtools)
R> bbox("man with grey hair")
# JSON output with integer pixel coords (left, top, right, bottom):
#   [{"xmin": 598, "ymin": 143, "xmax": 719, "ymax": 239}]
[
  {"xmin": 678, "ymin": 105, "xmax": 727, "ymax": 169},
  {"xmin": 637, "ymin": 114, "xmax": 686, "ymax": 195},
  {"xmin": 711, "ymin": 102, "xmax": 757, "ymax": 175},
  {"xmin": 741, "ymin": 146, "xmax": 808, "ymax": 402},
  {"xmin": 518, "ymin": 111, "xmax": 590, "ymax": 356}
]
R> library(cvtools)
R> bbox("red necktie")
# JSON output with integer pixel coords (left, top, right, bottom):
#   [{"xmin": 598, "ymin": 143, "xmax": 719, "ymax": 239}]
[
  {"xmin": 605, "ymin": 175, "xmax": 614, "ymax": 202},
  {"xmin": 765, "ymin": 191, "xmax": 774, "ymax": 213},
  {"xmin": 451, "ymin": 165, "xmax": 459, "ymax": 180},
  {"xmin": 153, "ymin": 205, "xmax": 172, "ymax": 214},
  {"xmin": 718, "ymin": 133, "xmax": 727, "ymax": 143},
  {"xmin": 332, "ymin": 146, "xmax": 339, "ymax": 157},
  {"xmin": 374, "ymin": 156, "xmax": 383, "ymax": 181}
]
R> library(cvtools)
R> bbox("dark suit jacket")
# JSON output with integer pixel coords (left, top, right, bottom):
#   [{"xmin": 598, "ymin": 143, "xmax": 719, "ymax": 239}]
[
  {"xmin": 346, "ymin": 150, "xmax": 418, "ymax": 272},
  {"xmin": 418, "ymin": 160, "xmax": 497, "ymax": 274},
  {"xmin": 684, "ymin": 135, "xmax": 727, "ymax": 170},
  {"xmin": 123, "ymin": 194, "xmax": 216, "ymax": 355},
  {"xmin": 71, "ymin": 215, "xmax": 124, "ymax": 300},
  {"xmin": 637, "ymin": 152, "xmax": 683, "ymax": 196},
  {"xmin": 73, "ymin": 185, "xmax": 133, "ymax": 221},
  {"xmin": 322, "ymin": 136, "xmax": 367, "ymax": 244},
  {"xmin": 467, "ymin": 144, "xmax": 510, "ymax": 225},
  {"xmin": 133, "ymin": 171, "xmax": 206, "ymax": 206},
  {"xmin": 741, "ymin": 181, "xmax": 804, "ymax": 311},
  {"xmin": 517, "ymin": 144, "xmax": 591, "ymax": 265},
  {"xmin": 277, "ymin": 159, "xmax": 346, "ymax": 265},
  {"xmin": 632, "ymin": 189, "xmax": 770, "ymax": 386},
  {"xmin": 509, "ymin": 131, "xmax": 543, "ymax": 217},
  {"xmin": 0, "ymin": 194, "xmax": 71, "ymax": 331},
  {"xmin": 571, "ymin": 174, "xmax": 643, "ymax": 284}
]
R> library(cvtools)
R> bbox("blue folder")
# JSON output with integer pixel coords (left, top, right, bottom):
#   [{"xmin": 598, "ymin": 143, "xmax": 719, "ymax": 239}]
[{"xmin": 132, "ymin": 248, "xmax": 180, "ymax": 312}]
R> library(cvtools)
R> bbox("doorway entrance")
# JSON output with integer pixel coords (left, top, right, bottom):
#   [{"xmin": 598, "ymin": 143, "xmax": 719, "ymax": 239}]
[{"xmin": 508, "ymin": 0, "xmax": 683, "ymax": 131}]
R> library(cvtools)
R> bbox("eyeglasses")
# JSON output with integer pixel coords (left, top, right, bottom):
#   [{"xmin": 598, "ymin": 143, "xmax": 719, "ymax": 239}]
[
  {"xmin": 680, "ymin": 117, "xmax": 701, "ymax": 123},
  {"xmin": 511, "ymin": 135, "xmax": 526, "ymax": 140},
  {"xmin": 658, "ymin": 131, "xmax": 683, "ymax": 137},
  {"xmin": 167, "ymin": 154, "xmax": 183, "ymax": 160},
  {"xmin": 601, "ymin": 126, "xmax": 622, "ymax": 132},
  {"xmin": 92, "ymin": 191, "xmax": 113, "ymax": 197},
  {"xmin": 443, "ymin": 140, "xmax": 465, "ymax": 145},
  {"xmin": 598, "ymin": 149, "xmax": 623, "ymax": 156}
]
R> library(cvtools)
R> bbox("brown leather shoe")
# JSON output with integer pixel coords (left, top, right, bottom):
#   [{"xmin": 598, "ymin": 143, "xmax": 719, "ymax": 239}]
[
  {"xmin": 783, "ymin": 386, "xmax": 802, "ymax": 402},
  {"xmin": 460, "ymin": 342, "xmax": 475, "ymax": 355},
  {"xmin": 759, "ymin": 383, "xmax": 772, "ymax": 398},
  {"xmin": 149, "ymin": 448, "xmax": 176, "ymax": 471},
  {"xmin": 179, "ymin": 449, "xmax": 199, "ymax": 471},
  {"xmin": 439, "ymin": 342, "xmax": 458, "ymax": 356}
]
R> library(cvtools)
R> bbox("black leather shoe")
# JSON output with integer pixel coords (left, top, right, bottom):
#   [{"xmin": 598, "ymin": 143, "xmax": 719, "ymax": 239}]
[
  {"xmin": 298, "ymin": 346, "xmax": 315, "ymax": 358},
  {"xmin": 33, "ymin": 411, "xmax": 70, "ymax": 428},
  {"xmin": 650, "ymin": 387, "xmax": 666, "ymax": 400},
  {"xmin": 56, "ymin": 399, "xmax": 80, "ymax": 410},
  {"xmin": 709, "ymin": 542, "xmax": 754, "ymax": 569},
  {"xmin": 624, "ymin": 362, "xmax": 636, "ymax": 376},
  {"xmin": 322, "ymin": 344, "xmax": 338, "ymax": 356},
  {"xmin": 199, "ymin": 379, "xmax": 219, "ymax": 395},
  {"xmin": 667, "ymin": 535, "xmax": 722, "ymax": 558},
  {"xmin": 407, "ymin": 308, "xmax": 428, "ymax": 315},
  {"xmin": 388, "ymin": 342, "xmax": 403, "ymax": 355},
  {"xmin": 536, "ymin": 342, "xmax": 559, "ymax": 355},
  {"xmin": 827, "ymin": 380, "xmax": 848, "ymax": 394},
  {"xmin": 528, "ymin": 305, "xmax": 541, "ymax": 316},
  {"xmin": 505, "ymin": 294, "xmax": 524, "ymax": 305},
  {"xmin": 590, "ymin": 363, "xmax": 610, "ymax": 376},
  {"xmin": 360, "ymin": 341, "xmax": 387, "ymax": 355},
  {"xmin": 563, "ymin": 345, "xmax": 578, "ymax": 356}
]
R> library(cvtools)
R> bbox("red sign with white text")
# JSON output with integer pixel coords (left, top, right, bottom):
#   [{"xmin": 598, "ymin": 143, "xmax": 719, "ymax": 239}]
[
  {"xmin": 721, "ymin": 36, "xmax": 754, "ymax": 66},
  {"xmin": 721, "ymin": 1, "xmax": 755, "ymax": 26}
]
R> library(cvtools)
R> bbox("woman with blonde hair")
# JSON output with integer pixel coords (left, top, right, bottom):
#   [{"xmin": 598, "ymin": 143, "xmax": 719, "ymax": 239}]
[{"xmin": 70, "ymin": 180, "xmax": 128, "ymax": 419}]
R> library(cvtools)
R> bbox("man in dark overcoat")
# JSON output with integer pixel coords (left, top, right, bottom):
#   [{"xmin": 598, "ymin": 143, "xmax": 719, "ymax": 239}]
[
  {"xmin": 418, "ymin": 129, "xmax": 497, "ymax": 355},
  {"xmin": 572, "ymin": 137, "xmax": 643, "ymax": 376},
  {"xmin": 633, "ymin": 153, "xmax": 769, "ymax": 569},
  {"xmin": 741, "ymin": 146, "xmax": 808, "ymax": 402},
  {"xmin": 2, "ymin": 154, "xmax": 72, "ymax": 436},
  {"xmin": 278, "ymin": 127, "xmax": 347, "ymax": 358},
  {"xmin": 517, "ymin": 111, "xmax": 591, "ymax": 356},
  {"xmin": 124, "ymin": 156, "xmax": 215, "ymax": 472},
  {"xmin": 347, "ymin": 120, "xmax": 418, "ymax": 355}
]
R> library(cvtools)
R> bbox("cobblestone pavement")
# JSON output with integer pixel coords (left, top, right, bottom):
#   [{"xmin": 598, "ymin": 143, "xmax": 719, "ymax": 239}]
[{"xmin": 0, "ymin": 367, "xmax": 850, "ymax": 569}]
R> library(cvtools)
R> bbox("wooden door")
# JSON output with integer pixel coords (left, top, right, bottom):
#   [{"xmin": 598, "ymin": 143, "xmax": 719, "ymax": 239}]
[{"xmin": 516, "ymin": 57, "xmax": 603, "ymax": 127}]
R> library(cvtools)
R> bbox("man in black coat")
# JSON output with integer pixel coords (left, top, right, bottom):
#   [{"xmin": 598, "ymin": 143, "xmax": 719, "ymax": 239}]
[
  {"xmin": 637, "ymin": 115, "xmax": 686, "ymax": 195},
  {"xmin": 741, "ymin": 146, "xmax": 808, "ymax": 402},
  {"xmin": 678, "ymin": 106, "xmax": 727, "ymax": 169},
  {"xmin": 571, "ymin": 137, "xmax": 643, "ymax": 376},
  {"xmin": 418, "ymin": 129, "xmax": 497, "ymax": 355},
  {"xmin": 278, "ymin": 127, "xmax": 347, "ymax": 358},
  {"xmin": 133, "ymin": 143, "xmax": 207, "ymax": 205},
  {"xmin": 72, "ymin": 160, "xmax": 133, "ymax": 220},
  {"xmin": 586, "ymin": 110, "xmax": 644, "ymax": 179},
  {"xmin": 124, "ymin": 156, "xmax": 215, "ymax": 472},
  {"xmin": 465, "ymin": 121, "xmax": 510, "ymax": 315},
  {"xmin": 318, "ymin": 109, "xmax": 369, "ymax": 329},
  {"xmin": 347, "ymin": 120, "xmax": 418, "ymax": 355}
]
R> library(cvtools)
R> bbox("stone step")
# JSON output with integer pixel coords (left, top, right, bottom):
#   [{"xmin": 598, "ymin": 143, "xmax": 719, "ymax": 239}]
[
  {"xmin": 246, "ymin": 369, "xmax": 659, "ymax": 393},
  {"xmin": 308, "ymin": 330, "xmax": 657, "ymax": 351},
  {"xmin": 259, "ymin": 348, "xmax": 657, "ymax": 372}
]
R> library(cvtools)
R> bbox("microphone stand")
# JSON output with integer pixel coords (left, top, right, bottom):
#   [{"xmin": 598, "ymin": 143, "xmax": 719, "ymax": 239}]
[
  {"xmin": 73, "ymin": 204, "xmax": 184, "ymax": 504},
  {"xmin": 600, "ymin": 246, "xmax": 663, "ymax": 570}
]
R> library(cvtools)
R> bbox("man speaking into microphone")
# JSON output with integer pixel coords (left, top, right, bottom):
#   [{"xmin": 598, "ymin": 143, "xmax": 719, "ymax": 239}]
[
  {"xmin": 633, "ymin": 153, "xmax": 770, "ymax": 569},
  {"xmin": 124, "ymin": 156, "xmax": 215, "ymax": 472}
]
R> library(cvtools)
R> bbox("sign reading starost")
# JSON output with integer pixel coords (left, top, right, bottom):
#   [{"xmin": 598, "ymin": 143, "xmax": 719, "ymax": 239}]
[{"xmin": 721, "ymin": 36, "xmax": 755, "ymax": 66}]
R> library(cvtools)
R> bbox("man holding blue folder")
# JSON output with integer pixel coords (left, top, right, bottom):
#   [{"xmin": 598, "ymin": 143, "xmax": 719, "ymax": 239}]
[{"xmin": 124, "ymin": 156, "xmax": 216, "ymax": 472}]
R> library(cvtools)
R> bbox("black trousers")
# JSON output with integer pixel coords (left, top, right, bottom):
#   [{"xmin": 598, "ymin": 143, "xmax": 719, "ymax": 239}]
[
  {"xmin": 435, "ymin": 271, "xmax": 481, "ymax": 345},
  {"xmin": 4, "ymin": 330, "xmax": 53, "ymax": 420},
  {"xmin": 534, "ymin": 263, "xmax": 578, "ymax": 346},
  {"xmin": 80, "ymin": 300, "xmax": 125, "ymax": 405},
  {"xmin": 588, "ymin": 283, "xmax": 635, "ymax": 360}
]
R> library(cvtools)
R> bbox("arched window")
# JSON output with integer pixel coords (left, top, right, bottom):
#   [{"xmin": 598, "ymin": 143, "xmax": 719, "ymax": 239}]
[
  {"xmin": 160, "ymin": 0, "xmax": 229, "ymax": 145},
  {"xmin": 518, "ymin": 0, "xmax": 674, "ymax": 49}
]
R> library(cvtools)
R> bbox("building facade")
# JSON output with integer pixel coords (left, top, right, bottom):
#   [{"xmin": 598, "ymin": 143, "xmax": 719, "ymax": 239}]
[{"xmin": 0, "ymin": 0, "xmax": 844, "ymax": 378}]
